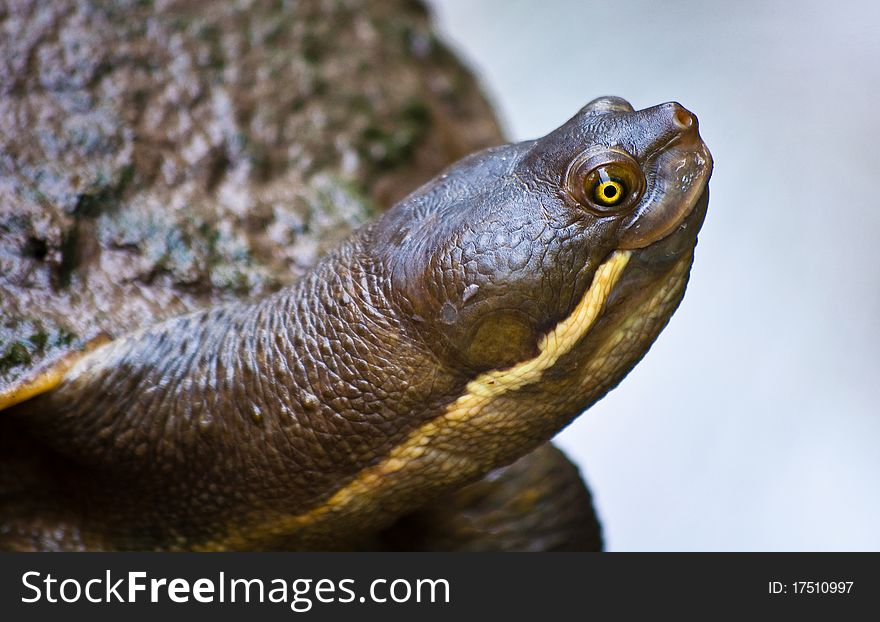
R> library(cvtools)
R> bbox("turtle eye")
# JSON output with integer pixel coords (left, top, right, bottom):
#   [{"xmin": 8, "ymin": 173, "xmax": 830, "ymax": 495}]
[
  {"xmin": 565, "ymin": 149, "xmax": 645, "ymax": 214},
  {"xmin": 592, "ymin": 170, "xmax": 627, "ymax": 207}
]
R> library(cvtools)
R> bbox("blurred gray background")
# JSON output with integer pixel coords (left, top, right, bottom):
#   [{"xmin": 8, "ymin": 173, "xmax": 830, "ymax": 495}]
[{"xmin": 429, "ymin": 0, "xmax": 880, "ymax": 551}]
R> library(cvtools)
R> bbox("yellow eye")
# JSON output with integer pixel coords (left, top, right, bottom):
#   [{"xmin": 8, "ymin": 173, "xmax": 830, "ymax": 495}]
[
  {"xmin": 565, "ymin": 148, "xmax": 645, "ymax": 214},
  {"xmin": 594, "ymin": 177, "xmax": 626, "ymax": 206}
]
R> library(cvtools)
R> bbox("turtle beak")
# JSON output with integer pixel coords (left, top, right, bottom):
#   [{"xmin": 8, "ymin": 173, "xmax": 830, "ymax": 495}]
[{"xmin": 618, "ymin": 102, "xmax": 713, "ymax": 251}]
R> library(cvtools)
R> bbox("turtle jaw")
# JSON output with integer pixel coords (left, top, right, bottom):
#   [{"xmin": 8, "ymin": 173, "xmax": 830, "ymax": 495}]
[
  {"xmin": 618, "ymin": 104, "xmax": 713, "ymax": 251},
  {"xmin": 566, "ymin": 184, "xmax": 709, "ymax": 386},
  {"xmin": 630, "ymin": 185, "xmax": 709, "ymax": 268},
  {"xmin": 520, "ymin": 184, "xmax": 710, "ymax": 425}
]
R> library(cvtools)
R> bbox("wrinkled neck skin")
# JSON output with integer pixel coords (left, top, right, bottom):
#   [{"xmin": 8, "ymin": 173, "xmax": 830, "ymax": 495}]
[{"xmin": 15, "ymin": 225, "xmax": 459, "ymax": 548}]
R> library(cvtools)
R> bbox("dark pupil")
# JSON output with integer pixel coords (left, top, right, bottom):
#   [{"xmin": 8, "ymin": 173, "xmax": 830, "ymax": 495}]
[{"xmin": 603, "ymin": 185, "xmax": 617, "ymax": 199}]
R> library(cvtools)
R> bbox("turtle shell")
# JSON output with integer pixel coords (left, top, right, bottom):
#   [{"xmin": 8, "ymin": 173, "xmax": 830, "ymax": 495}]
[{"xmin": 0, "ymin": 0, "xmax": 502, "ymax": 400}]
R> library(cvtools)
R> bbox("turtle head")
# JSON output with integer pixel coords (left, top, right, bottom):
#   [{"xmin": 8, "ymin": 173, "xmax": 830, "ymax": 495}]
[{"xmin": 373, "ymin": 96, "xmax": 712, "ymax": 398}]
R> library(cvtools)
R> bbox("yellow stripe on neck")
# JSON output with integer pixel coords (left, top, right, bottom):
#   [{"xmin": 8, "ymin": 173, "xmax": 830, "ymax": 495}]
[
  {"xmin": 201, "ymin": 250, "xmax": 631, "ymax": 550},
  {"xmin": 457, "ymin": 250, "xmax": 631, "ymax": 402},
  {"xmin": 0, "ymin": 335, "xmax": 111, "ymax": 412}
]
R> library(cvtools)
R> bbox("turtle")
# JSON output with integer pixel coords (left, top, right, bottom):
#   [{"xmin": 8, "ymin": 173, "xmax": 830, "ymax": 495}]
[{"xmin": 0, "ymin": 2, "xmax": 712, "ymax": 551}]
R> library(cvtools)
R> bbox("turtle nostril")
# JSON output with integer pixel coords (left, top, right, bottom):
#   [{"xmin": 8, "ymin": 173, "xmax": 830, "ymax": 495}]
[{"xmin": 673, "ymin": 107, "xmax": 694, "ymax": 130}]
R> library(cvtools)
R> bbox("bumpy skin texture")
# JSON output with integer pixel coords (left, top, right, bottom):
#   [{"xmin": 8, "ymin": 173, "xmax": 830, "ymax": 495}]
[{"xmin": 3, "ymin": 97, "xmax": 711, "ymax": 550}]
